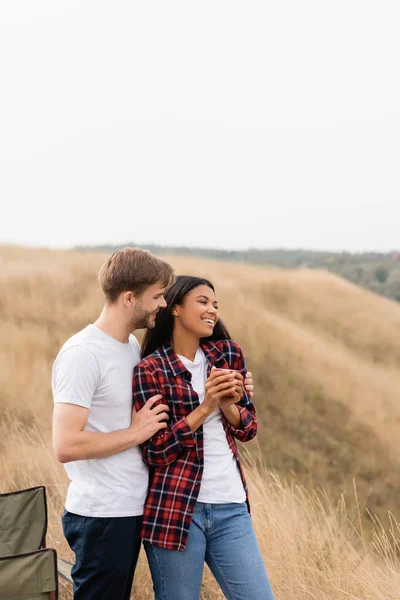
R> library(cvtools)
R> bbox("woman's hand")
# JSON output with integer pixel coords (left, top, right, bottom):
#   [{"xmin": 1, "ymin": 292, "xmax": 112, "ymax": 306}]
[
  {"xmin": 186, "ymin": 369, "xmax": 238, "ymax": 433},
  {"xmin": 219, "ymin": 372, "xmax": 244, "ymax": 411},
  {"xmin": 203, "ymin": 368, "xmax": 238, "ymax": 412}
]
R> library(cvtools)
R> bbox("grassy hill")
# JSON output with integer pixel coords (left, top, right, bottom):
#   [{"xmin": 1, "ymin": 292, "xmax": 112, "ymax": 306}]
[
  {"xmin": 1, "ymin": 245, "xmax": 400, "ymax": 599},
  {"xmin": 82, "ymin": 243, "xmax": 400, "ymax": 303},
  {"xmin": 168, "ymin": 256, "xmax": 400, "ymax": 521}
]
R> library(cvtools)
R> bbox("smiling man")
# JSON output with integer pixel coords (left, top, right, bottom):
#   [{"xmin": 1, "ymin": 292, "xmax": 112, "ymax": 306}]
[
  {"xmin": 52, "ymin": 248, "xmax": 174, "ymax": 600},
  {"xmin": 52, "ymin": 247, "xmax": 255, "ymax": 600}
]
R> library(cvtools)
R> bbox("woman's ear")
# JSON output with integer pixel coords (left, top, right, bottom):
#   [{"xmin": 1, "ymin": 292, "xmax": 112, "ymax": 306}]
[{"xmin": 172, "ymin": 304, "xmax": 179, "ymax": 317}]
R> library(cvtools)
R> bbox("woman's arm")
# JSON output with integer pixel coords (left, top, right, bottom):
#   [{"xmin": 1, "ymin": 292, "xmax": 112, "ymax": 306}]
[
  {"xmin": 133, "ymin": 365, "xmax": 196, "ymax": 467},
  {"xmin": 133, "ymin": 364, "xmax": 240, "ymax": 466},
  {"xmin": 220, "ymin": 343, "xmax": 258, "ymax": 443}
]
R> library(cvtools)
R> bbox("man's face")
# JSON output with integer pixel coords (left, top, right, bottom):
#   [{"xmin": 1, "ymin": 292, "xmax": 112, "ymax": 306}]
[{"xmin": 131, "ymin": 282, "xmax": 167, "ymax": 329}]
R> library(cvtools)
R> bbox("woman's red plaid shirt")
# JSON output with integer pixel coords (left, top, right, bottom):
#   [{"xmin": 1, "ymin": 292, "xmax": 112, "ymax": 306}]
[{"xmin": 132, "ymin": 339, "xmax": 258, "ymax": 551}]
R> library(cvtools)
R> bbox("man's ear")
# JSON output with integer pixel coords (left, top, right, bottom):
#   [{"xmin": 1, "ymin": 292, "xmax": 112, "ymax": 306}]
[{"xmin": 122, "ymin": 291, "xmax": 135, "ymax": 307}]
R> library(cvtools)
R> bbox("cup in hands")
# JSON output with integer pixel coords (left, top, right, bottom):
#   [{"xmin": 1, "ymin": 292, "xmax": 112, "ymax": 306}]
[{"xmin": 210, "ymin": 367, "xmax": 244, "ymax": 406}]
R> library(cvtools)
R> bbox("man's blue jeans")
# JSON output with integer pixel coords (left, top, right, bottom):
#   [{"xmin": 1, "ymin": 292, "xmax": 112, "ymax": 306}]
[
  {"xmin": 62, "ymin": 509, "xmax": 142, "ymax": 600},
  {"xmin": 144, "ymin": 502, "xmax": 275, "ymax": 600}
]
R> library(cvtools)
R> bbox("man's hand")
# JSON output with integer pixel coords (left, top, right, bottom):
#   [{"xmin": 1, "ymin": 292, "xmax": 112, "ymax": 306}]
[
  {"xmin": 244, "ymin": 371, "xmax": 254, "ymax": 398},
  {"xmin": 130, "ymin": 395, "xmax": 169, "ymax": 445}
]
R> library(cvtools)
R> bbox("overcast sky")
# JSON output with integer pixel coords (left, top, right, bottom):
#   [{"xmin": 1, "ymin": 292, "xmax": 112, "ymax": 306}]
[{"xmin": 1, "ymin": 1, "xmax": 399, "ymax": 252}]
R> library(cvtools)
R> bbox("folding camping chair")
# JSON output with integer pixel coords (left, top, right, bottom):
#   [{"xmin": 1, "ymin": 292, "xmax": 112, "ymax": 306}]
[
  {"xmin": 0, "ymin": 486, "xmax": 47, "ymax": 556},
  {"xmin": 0, "ymin": 548, "xmax": 58, "ymax": 599},
  {"xmin": 0, "ymin": 486, "xmax": 73, "ymax": 591}
]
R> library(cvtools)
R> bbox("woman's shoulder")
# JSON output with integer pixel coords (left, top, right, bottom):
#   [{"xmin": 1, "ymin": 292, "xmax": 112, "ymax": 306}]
[
  {"xmin": 135, "ymin": 348, "xmax": 166, "ymax": 372},
  {"xmin": 209, "ymin": 338, "xmax": 244, "ymax": 359},
  {"xmin": 213, "ymin": 338, "xmax": 242, "ymax": 350}
]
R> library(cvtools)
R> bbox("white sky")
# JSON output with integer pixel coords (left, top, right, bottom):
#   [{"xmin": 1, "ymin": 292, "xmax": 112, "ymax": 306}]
[{"xmin": 0, "ymin": 1, "xmax": 399, "ymax": 252}]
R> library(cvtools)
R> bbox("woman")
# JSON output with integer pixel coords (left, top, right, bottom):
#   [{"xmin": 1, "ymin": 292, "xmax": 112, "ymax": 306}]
[{"xmin": 132, "ymin": 276, "xmax": 275, "ymax": 600}]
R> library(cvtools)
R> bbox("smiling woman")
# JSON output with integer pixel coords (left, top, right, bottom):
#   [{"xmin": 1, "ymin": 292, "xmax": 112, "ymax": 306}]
[
  {"xmin": 133, "ymin": 275, "xmax": 275, "ymax": 600},
  {"xmin": 141, "ymin": 276, "xmax": 232, "ymax": 357},
  {"xmin": 173, "ymin": 284, "xmax": 220, "ymax": 344}
]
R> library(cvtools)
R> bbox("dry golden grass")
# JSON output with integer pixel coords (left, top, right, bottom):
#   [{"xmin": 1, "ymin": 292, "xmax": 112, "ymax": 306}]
[
  {"xmin": 1, "ymin": 245, "xmax": 400, "ymax": 599},
  {"xmin": 168, "ymin": 257, "xmax": 400, "ymax": 450}
]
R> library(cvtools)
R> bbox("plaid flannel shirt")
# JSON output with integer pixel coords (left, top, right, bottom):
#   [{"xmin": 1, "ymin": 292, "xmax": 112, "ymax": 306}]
[{"xmin": 132, "ymin": 339, "xmax": 257, "ymax": 551}]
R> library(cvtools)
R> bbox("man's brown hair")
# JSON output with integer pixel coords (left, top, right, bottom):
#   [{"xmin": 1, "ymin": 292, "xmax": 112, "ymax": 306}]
[{"xmin": 98, "ymin": 248, "xmax": 175, "ymax": 303}]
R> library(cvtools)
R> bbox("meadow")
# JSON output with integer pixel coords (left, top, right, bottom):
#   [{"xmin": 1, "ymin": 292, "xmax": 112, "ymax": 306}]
[{"xmin": 1, "ymin": 245, "xmax": 400, "ymax": 599}]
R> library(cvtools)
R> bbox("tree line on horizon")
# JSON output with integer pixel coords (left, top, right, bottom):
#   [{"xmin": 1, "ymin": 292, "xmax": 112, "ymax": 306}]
[{"xmin": 77, "ymin": 244, "xmax": 400, "ymax": 303}]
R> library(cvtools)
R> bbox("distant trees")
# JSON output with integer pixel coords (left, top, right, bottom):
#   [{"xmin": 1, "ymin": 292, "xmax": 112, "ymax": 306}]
[
  {"xmin": 386, "ymin": 270, "xmax": 400, "ymax": 302},
  {"xmin": 78, "ymin": 244, "xmax": 400, "ymax": 304},
  {"xmin": 375, "ymin": 265, "xmax": 389, "ymax": 284}
]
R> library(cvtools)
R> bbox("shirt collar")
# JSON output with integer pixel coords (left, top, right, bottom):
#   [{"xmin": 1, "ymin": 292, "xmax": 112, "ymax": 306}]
[{"xmin": 160, "ymin": 340, "xmax": 226, "ymax": 376}]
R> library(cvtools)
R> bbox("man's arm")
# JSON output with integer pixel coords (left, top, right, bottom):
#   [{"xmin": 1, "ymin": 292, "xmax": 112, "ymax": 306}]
[
  {"xmin": 52, "ymin": 397, "xmax": 169, "ymax": 463},
  {"xmin": 52, "ymin": 344, "xmax": 169, "ymax": 463}
]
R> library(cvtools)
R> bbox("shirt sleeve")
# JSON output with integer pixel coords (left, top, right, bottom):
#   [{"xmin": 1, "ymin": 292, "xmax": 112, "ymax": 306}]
[
  {"xmin": 224, "ymin": 342, "xmax": 258, "ymax": 442},
  {"xmin": 52, "ymin": 345, "xmax": 100, "ymax": 409},
  {"xmin": 129, "ymin": 334, "xmax": 142, "ymax": 359},
  {"xmin": 132, "ymin": 364, "xmax": 196, "ymax": 467}
]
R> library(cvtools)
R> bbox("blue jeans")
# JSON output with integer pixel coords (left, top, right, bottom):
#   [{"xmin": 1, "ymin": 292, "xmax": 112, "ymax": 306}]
[
  {"xmin": 144, "ymin": 502, "xmax": 275, "ymax": 600},
  {"xmin": 62, "ymin": 509, "xmax": 142, "ymax": 600}
]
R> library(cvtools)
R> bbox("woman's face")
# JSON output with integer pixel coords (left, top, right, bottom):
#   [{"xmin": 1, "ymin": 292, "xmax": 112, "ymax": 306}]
[{"xmin": 173, "ymin": 285, "xmax": 219, "ymax": 338}]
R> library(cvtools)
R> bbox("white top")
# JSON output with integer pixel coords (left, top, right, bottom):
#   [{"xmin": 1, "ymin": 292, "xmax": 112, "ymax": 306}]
[
  {"xmin": 52, "ymin": 324, "xmax": 148, "ymax": 517},
  {"xmin": 177, "ymin": 348, "xmax": 246, "ymax": 504}
]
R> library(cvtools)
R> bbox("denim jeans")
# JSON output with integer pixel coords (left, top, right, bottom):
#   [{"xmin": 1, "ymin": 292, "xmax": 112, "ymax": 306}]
[
  {"xmin": 144, "ymin": 502, "xmax": 275, "ymax": 600},
  {"xmin": 62, "ymin": 509, "xmax": 142, "ymax": 600}
]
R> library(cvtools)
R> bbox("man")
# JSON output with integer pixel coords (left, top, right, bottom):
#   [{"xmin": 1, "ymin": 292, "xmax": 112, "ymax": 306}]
[{"xmin": 52, "ymin": 247, "xmax": 254, "ymax": 600}]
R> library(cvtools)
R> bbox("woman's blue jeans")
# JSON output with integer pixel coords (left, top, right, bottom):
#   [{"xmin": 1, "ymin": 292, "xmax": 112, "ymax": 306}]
[{"xmin": 144, "ymin": 502, "xmax": 275, "ymax": 600}]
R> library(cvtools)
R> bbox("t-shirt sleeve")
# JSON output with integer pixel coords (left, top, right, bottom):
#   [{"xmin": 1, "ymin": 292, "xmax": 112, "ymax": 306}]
[
  {"xmin": 52, "ymin": 345, "xmax": 100, "ymax": 409},
  {"xmin": 129, "ymin": 334, "xmax": 142, "ymax": 360}
]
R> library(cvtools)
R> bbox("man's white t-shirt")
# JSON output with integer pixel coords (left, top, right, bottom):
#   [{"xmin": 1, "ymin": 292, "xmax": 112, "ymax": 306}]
[
  {"xmin": 177, "ymin": 347, "xmax": 246, "ymax": 504},
  {"xmin": 52, "ymin": 324, "xmax": 148, "ymax": 518}
]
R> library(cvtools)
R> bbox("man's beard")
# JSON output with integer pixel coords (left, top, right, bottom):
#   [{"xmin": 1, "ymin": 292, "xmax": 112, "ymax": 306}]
[{"xmin": 130, "ymin": 308, "xmax": 155, "ymax": 331}]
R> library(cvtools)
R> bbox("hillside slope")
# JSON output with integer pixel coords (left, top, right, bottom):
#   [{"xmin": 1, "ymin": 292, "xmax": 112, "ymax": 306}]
[
  {"xmin": 168, "ymin": 256, "xmax": 400, "ymax": 520},
  {"xmin": 86, "ymin": 243, "xmax": 400, "ymax": 302},
  {"xmin": 1, "ymin": 246, "xmax": 400, "ymax": 525}
]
